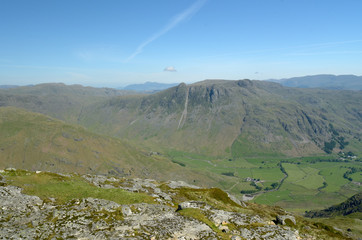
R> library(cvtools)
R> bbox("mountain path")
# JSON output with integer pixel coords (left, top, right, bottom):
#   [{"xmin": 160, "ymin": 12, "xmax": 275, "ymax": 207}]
[{"xmin": 177, "ymin": 87, "xmax": 189, "ymax": 130}]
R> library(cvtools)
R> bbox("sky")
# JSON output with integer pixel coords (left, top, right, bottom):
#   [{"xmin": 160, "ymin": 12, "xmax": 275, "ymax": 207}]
[{"xmin": 1, "ymin": 0, "xmax": 362, "ymax": 88}]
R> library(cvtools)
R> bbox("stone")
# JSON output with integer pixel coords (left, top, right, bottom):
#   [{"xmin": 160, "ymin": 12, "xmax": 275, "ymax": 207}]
[
  {"xmin": 227, "ymin": 192, "xmax": 245, "ymax": 207},
  {"xmin": 219, "ymin": 225, "xmax": 229, "ymax": 232},
  {"xmin": 275, "ymin": 215, "xmax": 296, "ymax": 226},
  {"xmin": 0, "ymin": 172, "xmax": 328, "ymax": 239},
  {"xmin": 177, "ymin": 201, "xmax": 208, "ymax": 211},
  {"xmin": 168, "ymin": 180, "xmax": 200, "ymax": 189}
]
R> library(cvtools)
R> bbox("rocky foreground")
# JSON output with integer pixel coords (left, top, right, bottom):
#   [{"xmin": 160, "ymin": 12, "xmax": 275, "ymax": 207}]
[{"xmin": 0, "ymin": 169, "xmax": 351, "ymax": 239}]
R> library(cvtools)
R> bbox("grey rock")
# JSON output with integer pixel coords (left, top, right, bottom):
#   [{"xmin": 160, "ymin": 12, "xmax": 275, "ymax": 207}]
[
  {"xmin": 0, "ymin": 173, "xmax": 319, "ymax": 240},
  {"xmin": 177, "ymin": 201, "xmax": 210, "ymax": 211},
  {"xmin": 227, "ymin": 192, "xmax": 245, "ymax": 207},
  {"xmin": 168, "ymin": 180, "xmax": 200, "ymax": 189}
]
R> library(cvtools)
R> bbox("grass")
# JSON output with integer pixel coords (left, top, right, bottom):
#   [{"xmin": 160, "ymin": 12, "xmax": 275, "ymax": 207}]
[
  {"xmin": 231, "ymin": 135, "xmax": 285, "ymax": 158},
  {"xmin": 168, "ymin": 148, "xmax": 362, "ymax": 213},
  {"xmin": 350, "ymin": 172, "xmax": 362, "ymax": 182},
  {"xmin": 298, "ymin": 166, "xmax": 324, "ymax": 188},
  {"xmin": 250, "ymin": 167, "xmax": 284, "ymax": 182},
  {"xmin": 4, "ymin": 170, "xmax": 154, "ymax": 205},
  {"xmin": 312, "ymin": 162, "xmax": 357, "ymax": 192},
  {"xmin": 310, "ymin": 215, "xmax": 362, "ymax": 239},
  {"xmin": 254, "ymin": 160, "xmax": 361, "ymax": 212},
  {"xmin": 0, "ymin": 107, "xmax": 224, "ymax": 188},
  {"xmin": 283, "ymin": 164, "xmax": 324, "ymax": 189}
]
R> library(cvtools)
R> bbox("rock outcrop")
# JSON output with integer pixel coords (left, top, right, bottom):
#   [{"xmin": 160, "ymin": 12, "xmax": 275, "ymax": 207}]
[{"xmin": 0, "ymin": 169, "xmax": 350, "ymax": 239}]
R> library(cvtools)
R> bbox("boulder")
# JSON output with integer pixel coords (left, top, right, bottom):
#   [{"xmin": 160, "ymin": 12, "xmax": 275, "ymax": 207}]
[{"xmin": 274, "ymin": 215, "xmax": 296, "ymax": 226}]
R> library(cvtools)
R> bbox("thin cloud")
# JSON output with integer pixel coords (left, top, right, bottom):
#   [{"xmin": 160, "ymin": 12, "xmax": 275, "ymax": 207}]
[
  {"xmin": 164, "ymin": 66, "xmax": 177, "ymax": 72},
  {"xmin": 126, "ymin": 0, "xmax": 207, "ymax": 62}
]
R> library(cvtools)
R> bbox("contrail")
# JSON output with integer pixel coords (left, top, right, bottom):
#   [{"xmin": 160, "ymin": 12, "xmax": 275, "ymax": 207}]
[{"xmin": 126, "ymin": 0, "xmax": 207, "ymax": 62}]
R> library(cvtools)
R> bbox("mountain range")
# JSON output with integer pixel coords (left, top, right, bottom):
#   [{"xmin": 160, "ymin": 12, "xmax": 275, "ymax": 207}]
[
  {"xmin": 80, "ymin": 79, "xmax": 362, "ymax": 157},
  {"xmin": 271, "ymin": 74, "xmax": 362, "ymax": 90},
  {"xmin": 122, "ymin": 81, "xmax": 179, "ymax": 93},
  {"xmin": 1, "ymin": 80, "xmax": 361, "ymax": 158}
]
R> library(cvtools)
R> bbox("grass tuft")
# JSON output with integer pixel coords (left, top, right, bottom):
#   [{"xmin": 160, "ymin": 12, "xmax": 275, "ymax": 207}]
[{"xmin": 5, "ymin": 170, "xmax": 154, "ymax": 205}]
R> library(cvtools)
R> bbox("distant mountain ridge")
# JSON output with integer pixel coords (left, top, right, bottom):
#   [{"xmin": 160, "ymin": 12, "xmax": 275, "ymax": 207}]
[
  {"xmin": 0, "ymin": 85, "xmax": 19, "ymax": 89},
  {"xmin": 122, "ymin": 81, "xmax": 179, "ymax": 92},
  {"xmin": 270, "ymin": 74, "xmax": 362, "ymax": 90}
]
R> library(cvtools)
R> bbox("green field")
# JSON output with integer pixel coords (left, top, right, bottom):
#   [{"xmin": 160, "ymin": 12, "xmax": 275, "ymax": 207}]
[
  {"xmin": 167, "ymin": 150, "xmax": 362, "ymax": 212},
  {"xmin": 254, "ymin": 160, "xmax": 362, "ymax": 211},
  {"xmin": 167, "ymin": 149, "xmax": 361, "ymax": 212}
]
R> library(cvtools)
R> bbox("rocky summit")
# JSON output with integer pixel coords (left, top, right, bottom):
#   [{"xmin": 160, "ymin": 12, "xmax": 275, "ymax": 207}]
[{"xmin": 0, "ymin": 169, "xmax": 352, "ymax": 239}]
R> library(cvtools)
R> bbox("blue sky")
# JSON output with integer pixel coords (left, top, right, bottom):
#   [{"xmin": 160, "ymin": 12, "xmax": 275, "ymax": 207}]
[{"xmin": 1, "ymin": 0, "xmax": 362, "ymax": 87}]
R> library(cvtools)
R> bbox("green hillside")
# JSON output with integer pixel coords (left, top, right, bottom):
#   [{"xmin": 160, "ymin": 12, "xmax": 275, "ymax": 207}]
[
  {"xmin": 76, "ymin": 80, "xmax": 362, "ymax": 157},
  {"xmin": 0, "ymin": 107, "xmax": 219, "ymax": 186},
  {"xmin": 0, "ymin": 83, "xmax": 135, "ymax": 122},
  {"xmin": 305, "ymin": 192, "xmax": 362, "ymax": 218}
]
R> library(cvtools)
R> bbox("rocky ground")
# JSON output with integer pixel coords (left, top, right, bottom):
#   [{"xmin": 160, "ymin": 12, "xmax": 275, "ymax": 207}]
[{"xmin": 0, "ymin": 169, "xmax": 352, "ymax": 239}]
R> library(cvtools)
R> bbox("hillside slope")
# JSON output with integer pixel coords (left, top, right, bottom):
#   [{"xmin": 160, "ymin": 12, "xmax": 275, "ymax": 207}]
[
  {"xmin": 0, "ymin": 83, "xmax": 135, "ymax": 122},
  {"xmin": 0, "ymin": 107, "xmax": 219, "ymax": 186},
  {"xmin": 305, "ymin": 192, "xmax": 362, "ymax": 218},
  {"xmin": 78, "ymin": 80, "xmax": 362, "ymax": 157}
]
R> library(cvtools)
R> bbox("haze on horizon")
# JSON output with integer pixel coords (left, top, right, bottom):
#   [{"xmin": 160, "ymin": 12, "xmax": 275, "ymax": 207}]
[{"xmin": 1, "ymin": 0, "xmax": 362, "ymax": 88}]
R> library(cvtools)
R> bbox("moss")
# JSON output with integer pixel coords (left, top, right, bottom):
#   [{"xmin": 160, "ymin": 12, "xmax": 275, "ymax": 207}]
[
  {"xmin": 130, "ymin": 205, "xmax": 141, "ymax": 214},
  {"xmin": 4, "ymin": 169, "xmax": 30, "ymax": 177},
  {"xmin": 172, "ymin": 187, "xmax": 242, "ymax": 212},
  {"xmin": 284, "ymin": 218, "xmax": 295, "ymax": 226},
  {"xmin": 246, "ymin": 222, "xmax": 266, "ymax": 229},
  {"xmin": 94, "ymin": 208, "xmax": 124, "ymax": 223},
  {"xmin": 5, "ymin": 172, "xmax": 154, "ymax": 205},
  {"xmin": 26, "ymin": 221, "xmax": 34, "ymax": 228}
]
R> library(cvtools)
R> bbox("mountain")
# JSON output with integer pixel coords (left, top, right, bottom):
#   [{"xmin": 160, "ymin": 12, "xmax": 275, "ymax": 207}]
[
  {"xmin": 0, "ymin": 83, "xmax": 133, "ymax": 122},
  {"xmin": 305, "ymin": 192, "xmax": 362, "ymax": 218},
  {"xmin": 78, "ymin": 79, "xmax": 362, "ymax": 157},
  {"xmin": 0, "ymin": 85, "xmax": 19, "ymax": 89},
  {"xmin": 1, "ymin": 80, "xmax": 361, "ymax": 157},
  {"xmin": 271, "ymin": 74, "xmax": 362, "ymax": 90},
  {"xmin": 123, "ymin": 81, "xmax": 179, "ymax": 93},
  {"xmin": 0, "ymin": 107, "xmax": 220, "ymax": 186}
]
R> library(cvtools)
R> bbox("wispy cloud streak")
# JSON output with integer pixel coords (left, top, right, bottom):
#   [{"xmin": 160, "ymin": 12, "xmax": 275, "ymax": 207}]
[{"xmin": 126, "ymin": 0, "xmax": 207, "ymax": 61}]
